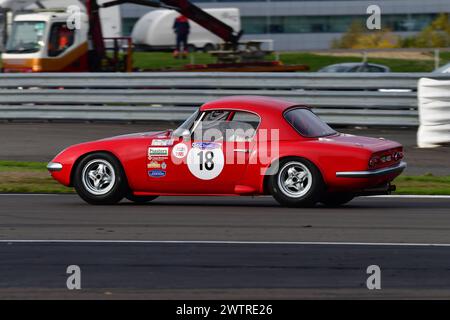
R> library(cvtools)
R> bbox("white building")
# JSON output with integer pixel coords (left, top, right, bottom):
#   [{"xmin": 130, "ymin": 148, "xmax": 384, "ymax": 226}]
[
  {"xmin": 120, "ymin": 0, "xmax": 450, "ymax": 50},
  {"xmin": 1, "ymin": 0, "xmax": 449, "ymax": 51}
]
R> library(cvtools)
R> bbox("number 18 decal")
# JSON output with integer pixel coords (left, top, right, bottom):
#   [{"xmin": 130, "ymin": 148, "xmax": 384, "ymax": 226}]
[{"xmin": 187, "ymin": 144, "xmax": 224, "ymax": 180}]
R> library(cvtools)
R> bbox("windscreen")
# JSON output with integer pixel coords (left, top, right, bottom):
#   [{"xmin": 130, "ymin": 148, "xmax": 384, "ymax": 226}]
[
  {"xmin": 173, "ymin": 109, "xmax": 199, "ymax": 136},
  {"xmin": 6, "ymin": 21, "xmax": 46, "ymax": 53}
]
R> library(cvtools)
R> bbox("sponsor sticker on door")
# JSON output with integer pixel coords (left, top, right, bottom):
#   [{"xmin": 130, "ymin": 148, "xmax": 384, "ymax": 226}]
[
  {"xmin": 152, "ymin": 139, "xmax": 174, "ymax": 146},
  {"xmin": 148, "ymin": 147, "xmax": 169, "ymax": 159},
  {"xmin": 192, "ymin": 142, "xmax": 221, "ymax": 150},
  {"xmin": 172, "ymin": 143, "xmax": 188, "ymax": 159},
  {"xmin": 148, "ymin": 170, "xmax": 166, "ymax": 178},
  {"xmin": 147, "ymin": 161, "xmax": 162, "ymax": 169}
]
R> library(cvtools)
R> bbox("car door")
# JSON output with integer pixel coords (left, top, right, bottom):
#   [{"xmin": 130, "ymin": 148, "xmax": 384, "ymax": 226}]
[{"xmin": 154, "ymin": 109, "xmax": 260, "ymax": 194}]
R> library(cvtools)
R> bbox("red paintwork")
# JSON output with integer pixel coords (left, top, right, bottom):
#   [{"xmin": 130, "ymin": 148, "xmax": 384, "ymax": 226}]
[{"xmin": 49, "ymin": 96, "xmax": 404, "ymax": 195}]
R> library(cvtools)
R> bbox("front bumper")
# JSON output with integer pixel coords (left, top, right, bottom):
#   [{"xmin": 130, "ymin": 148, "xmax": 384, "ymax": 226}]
[
  {"xmin": 47, "ymin": 162, "xmax": 63, "ymax": 172},
  {"xmin": 336, "ymin": 161, "xmax": 407, "ymax": 178}
]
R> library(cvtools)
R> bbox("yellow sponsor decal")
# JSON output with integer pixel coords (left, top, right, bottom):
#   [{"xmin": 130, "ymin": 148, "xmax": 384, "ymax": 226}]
[{"xmin": 147, "ymin": 161, "xmax": 162, "ymax": 169}]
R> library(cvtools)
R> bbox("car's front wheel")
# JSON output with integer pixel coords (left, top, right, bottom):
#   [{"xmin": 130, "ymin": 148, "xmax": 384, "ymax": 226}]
[
  {"xmin": 73, "ymin": 153, "xmax": 127, "ymax": 205},
  {"xmin": 268, "ymin": 158, "xmax": 324, "ymax": 207}
]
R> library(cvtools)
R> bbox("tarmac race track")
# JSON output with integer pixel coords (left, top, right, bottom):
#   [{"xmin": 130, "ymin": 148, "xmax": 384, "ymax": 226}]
[
  {"xmin": 0, "ymin": 194, "xmax": 450, "ymax": 299},
  {"xmin": 0, "ymin": 123, "xmax": 449, "ymax": 299}
]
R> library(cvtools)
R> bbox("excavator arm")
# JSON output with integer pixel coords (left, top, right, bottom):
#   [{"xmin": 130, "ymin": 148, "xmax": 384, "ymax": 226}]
[
  {"xmin": 101, "ymin": 0, "xmax": 241, "ymax": 44},
  {"xmin": 84, "ymin": 0, "xmax": 242, "ymax": 71}
]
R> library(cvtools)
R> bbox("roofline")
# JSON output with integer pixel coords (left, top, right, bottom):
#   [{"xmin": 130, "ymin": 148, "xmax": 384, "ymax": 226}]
[{"xmin": 200, "ymin": 95, "xmax": 302, "ymax": 113}]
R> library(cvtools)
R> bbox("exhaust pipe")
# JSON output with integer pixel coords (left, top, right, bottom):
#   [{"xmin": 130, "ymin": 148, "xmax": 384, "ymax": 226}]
[{"xmin": 356, "ymin": 183, "xmax": 395, "ymax": 196}]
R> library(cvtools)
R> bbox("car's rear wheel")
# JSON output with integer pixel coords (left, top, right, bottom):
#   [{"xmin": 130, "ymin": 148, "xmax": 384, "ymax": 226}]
[
  {"xmin": 126, "ymin": 194, "xmax": 158, "ymax": 204},
  {"xmin": 268, "ymin": 158, "xmax": 324, "ymax": 207},
  {"xmin": 320, "ymin": 193, "xmax": 354, "ymax": 207},
  {"xmin": 73, "ymin": 153, "xmax": 127, "ymax": 205}
]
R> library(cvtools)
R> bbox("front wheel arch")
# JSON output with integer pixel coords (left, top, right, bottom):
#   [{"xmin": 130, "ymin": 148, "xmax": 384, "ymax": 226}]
[
  {"xmin": 72, "ymin": 151, "xmax": 131, "ymax": 205},
  {"xmin": 70, "ymin": 151, "xmax": 129, "ymax": 189}
]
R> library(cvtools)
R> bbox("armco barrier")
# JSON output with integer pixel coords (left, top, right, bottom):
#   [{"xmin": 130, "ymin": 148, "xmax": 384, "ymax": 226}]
[
  {"xmin": 1, "ymin": 72, "xmax": 450, "ymax": 126},
  {"xmin": 417, "ymin": 78, "xmax": 450, "ymax": 148}
]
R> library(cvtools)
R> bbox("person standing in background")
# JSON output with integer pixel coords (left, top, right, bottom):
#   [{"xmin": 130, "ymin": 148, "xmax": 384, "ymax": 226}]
[{"xmin": 173, "ymin": 15, "xmax": 190, "ymax": 59}]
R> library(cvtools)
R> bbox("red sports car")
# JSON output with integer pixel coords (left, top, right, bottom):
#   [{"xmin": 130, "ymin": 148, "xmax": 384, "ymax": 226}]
[{"xmin": 47, "ymin": 96, "xmax": 406, "ymax": 207}]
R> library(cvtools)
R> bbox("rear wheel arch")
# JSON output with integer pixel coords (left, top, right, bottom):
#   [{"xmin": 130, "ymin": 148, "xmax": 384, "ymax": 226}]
[
  {"xmin": 262, "ymin": 156, "xmax": 326, "ymax": 194},
  {"xmin": 266, "ymin": 156, "xmax": 326, "ymax": 207}
]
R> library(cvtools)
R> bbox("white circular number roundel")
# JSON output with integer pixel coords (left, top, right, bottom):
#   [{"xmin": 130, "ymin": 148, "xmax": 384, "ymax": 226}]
[{"xmin": 187, "ymin": 144, "xmax": 224, "ymax": 180}]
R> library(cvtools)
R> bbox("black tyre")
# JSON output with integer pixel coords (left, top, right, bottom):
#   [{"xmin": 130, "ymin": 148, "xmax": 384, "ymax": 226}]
[
  {"xmin": 126, "ymin": 194, "xmax": 158, "ymax": 204},
  {"xmin": 320, "ymin": 193, "xmax": 354, "ymax": 207},
  {"xmin": 203, "ymin": 43, "xmax": 215, "ymax": 52},
  {"xmin": 73, "ymin": 152, "xmax": 127, "ymax": 205},
  {"xmin": 268, "ymin": 158, "xmax": 324, "ymax": 207}
]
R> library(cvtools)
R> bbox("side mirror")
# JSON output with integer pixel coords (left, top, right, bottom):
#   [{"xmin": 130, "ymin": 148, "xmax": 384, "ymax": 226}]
[{"xmin": 173, "ymin": 128, "xmax": 191, "ymax": 141}]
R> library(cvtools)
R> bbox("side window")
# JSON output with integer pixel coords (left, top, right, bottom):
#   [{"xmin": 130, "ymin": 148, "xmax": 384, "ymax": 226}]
[
  {"xmin": 227, "ymin": 111, "xmax": 260, "ymax": 142},
  {"xmin": 192, "ymin": 110, "xmax": 230, "ymax": 142},
  {"xmin": 48, "ymin": 23, "xmax": 75, "ymax": 57}
]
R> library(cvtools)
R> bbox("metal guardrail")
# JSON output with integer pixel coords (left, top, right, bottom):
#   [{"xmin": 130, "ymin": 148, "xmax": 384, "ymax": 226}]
[{"xmin": 1, "ymin": 72, "xmax": 450, "ymax": 126}]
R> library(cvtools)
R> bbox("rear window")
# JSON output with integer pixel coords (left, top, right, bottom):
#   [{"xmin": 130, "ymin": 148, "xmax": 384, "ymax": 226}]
[{"xmin": 284, "ymin": 108, "xmax": 336, "ymax": 138}]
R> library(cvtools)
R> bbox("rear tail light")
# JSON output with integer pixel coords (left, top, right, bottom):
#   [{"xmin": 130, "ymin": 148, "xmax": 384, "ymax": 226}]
[
  {"xmin": 369, "ymin": 156, "xmax": 380, "ymax": 168},
  {"xmin": 370, "ymin": 149, "xmax": 403, "ymax": 169},
  {"xmin": 393, "ymin": 151, "xmax": 403, "ymax": 161}
]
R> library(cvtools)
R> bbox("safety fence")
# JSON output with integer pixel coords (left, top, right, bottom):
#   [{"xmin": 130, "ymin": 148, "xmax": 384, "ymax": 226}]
[{"xmin": 1, "ymin": 72, "xmax": 450, "ymax": 126}]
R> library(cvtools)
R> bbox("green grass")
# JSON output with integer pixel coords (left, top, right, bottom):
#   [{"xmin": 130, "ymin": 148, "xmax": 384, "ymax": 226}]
[
  {"xmin": 0, "ymin": 160, "xmax": 49, "ymax": 171},
  {"xmin": 0, "ymin": 161, "xmax": 73, "ymax": 194},
  {"xmin": 132, "ymin": 51, "xmax": 450, "ymax": 72},
  {"xmin": 1, "ymin": 50, "xmax": 448, "ymax": 72},
  {"xmin": 133, "ymin": 51, "xmax": 215, "ymax": 70},
  {"xmin": 278, "ymin": 53, "xmax": 434, "ymax": 72},
  {"xmin": 0, "ymin": 160, "xmax": 448, "ymax": 195},
  {"xmin": 393, "ymin": 175, "xmax": 450, "ymax": 195},
  {"xmin": 0, "ymin": 177, "xmax": 74, "ymax": 194}
]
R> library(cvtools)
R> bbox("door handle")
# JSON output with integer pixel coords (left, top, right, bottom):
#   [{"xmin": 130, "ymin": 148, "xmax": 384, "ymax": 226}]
[{"xmin": 234, "ymin": 149, "xmax": 249, "ymax": 153}]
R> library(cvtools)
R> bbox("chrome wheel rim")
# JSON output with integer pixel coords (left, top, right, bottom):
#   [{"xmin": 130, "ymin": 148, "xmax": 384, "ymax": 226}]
[
  {"xmin": 81, "ymin": 159, "xmax": 116, "ymax": 196},
  {"xmin": 277, "ymin": 161, "xmax": 312, "ymax": 198}
]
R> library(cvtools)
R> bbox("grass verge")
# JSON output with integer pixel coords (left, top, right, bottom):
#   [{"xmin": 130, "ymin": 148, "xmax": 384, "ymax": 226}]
[
  {"xmin": 132, "ymin": 51, "xmax": 450, "ymax": 72},
  {"xmin": 0, "ymin": 161, "xmax": 448, "ymax": 195},
  {"xmin": 0, "ymin": 161, "xmax": 73, "ymax": 194},
  {"xmin": 393, "ymin": 175, "xmax": 450, "ymax": 195},
  {"xmin": 1, "ymin": 50, "xmax": 449, "ymax": 72}
]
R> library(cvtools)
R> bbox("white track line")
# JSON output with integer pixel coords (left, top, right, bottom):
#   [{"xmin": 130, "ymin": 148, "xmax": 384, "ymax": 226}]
[
  {"xmin": 371, "ymin": 195, "xmax": 450, "ymax": 199},
  {"xmin": 0, "ymin": 194, "xmax": 449, "ymax": 199},
  {"xmin": 1, "ymin": 240, "xmax": 450, "ymax": 247},
  {"xmin": 0, "ymin": 193, "xmax": 57, "ymax": 196}
]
